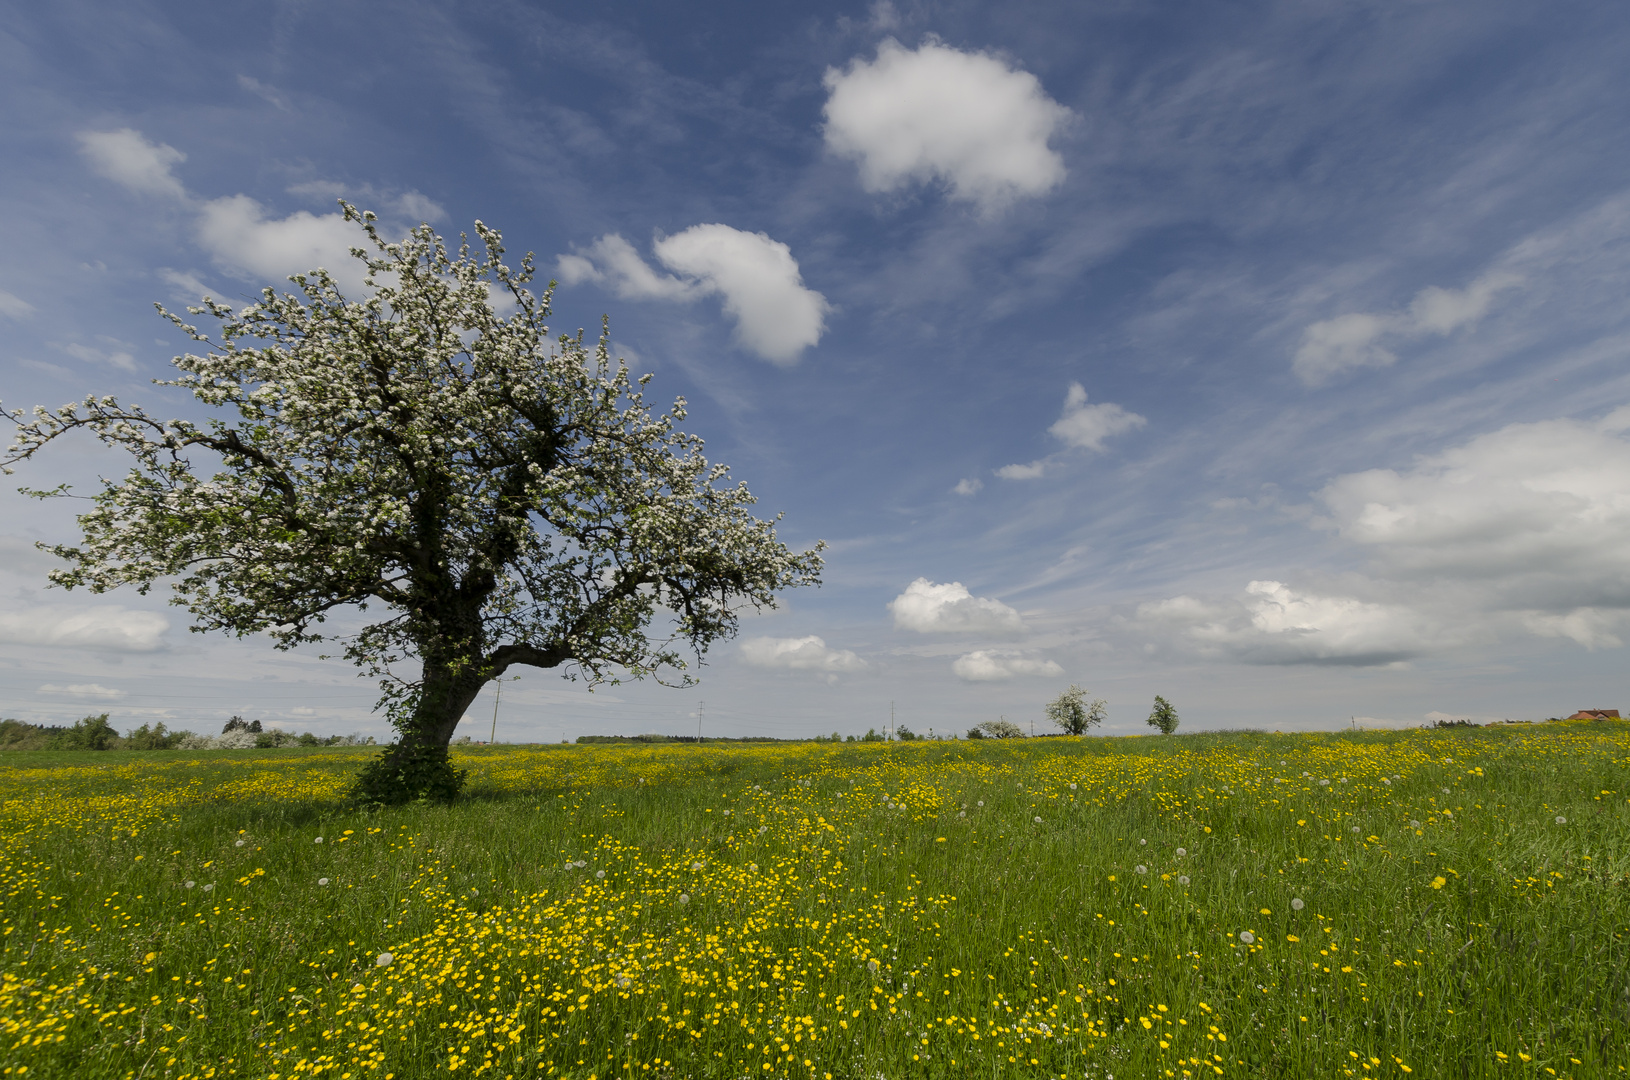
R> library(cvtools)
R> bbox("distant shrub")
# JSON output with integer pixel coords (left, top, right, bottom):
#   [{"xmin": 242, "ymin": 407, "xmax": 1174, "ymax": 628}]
[
  {"xmin": 125, "ymin": 722, "xmax": 192, "ymax": 750},
  {"xmin": 978, "ymin": 719, "xmax": 1024, "ymax": 739}
]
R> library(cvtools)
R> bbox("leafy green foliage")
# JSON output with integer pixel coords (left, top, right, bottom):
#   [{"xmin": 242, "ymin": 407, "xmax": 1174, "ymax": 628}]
[{"xmin": 1147, "ymin": 694, "xmax": 1180, "ymax": 734}]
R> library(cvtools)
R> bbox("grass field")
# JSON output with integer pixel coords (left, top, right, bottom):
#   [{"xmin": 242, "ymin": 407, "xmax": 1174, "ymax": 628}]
[{"xmin": 2, "ymin": 723, "xmax": 1627, "ymax": 1080}]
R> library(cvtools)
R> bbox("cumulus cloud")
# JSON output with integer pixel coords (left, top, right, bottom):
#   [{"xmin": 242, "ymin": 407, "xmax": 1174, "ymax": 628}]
[
  {"xmin": 1293, "ymin": 272, "xmax": 1521, "ymax": 385},
  {"xmin": 952, "ymin": 477, "xmax": 983, "ymax": 495},
  {"xmin": 888, "ymin": 578, "xmax": 1025, "ymax": 634},
  {"xmin": 37, "ymin": 682, "xmax": 126, "ymax": 700},
  {"xmin": 77, "ymin": 128, "xmax": 187, "ymax": 200},
  {"xmin": 1316, "ymin": 413, "xmax": 1630, "ymax": 600},
  {"xmin": 1144, "ymin": 410, "xmax": 1630, "ymax": 665},
  {"xmin": 57, "ymin": 338, "xmax": 137, "ymax": 372},
  {"xmin": 1138, "ymin": 580, "xmax": 1435, "ymax": 666},
  {"xmin": 738, "ymin": 635, "xmax": 866, "ymax": 672},
  {"xmin": 78, "ymin": 128, "xmax": 436, "ymax": 297},
  {"xmin": 559, "ymin": 227, "xmax": 828, "ymax": 364},
  {"xmin": 823, "ymin": 38, "xmax": 1072, "ymax": 213},
  {"xmin": 951, "ymin": 650, "xmax": 1063, "ymax": 681},
  {"xmin": 998, "ymin": 382, "xmax": 1145, "ymax": 479},
  {"xmin": 0, "ymin": 605, "xmax": 169, "ymax": 652}
]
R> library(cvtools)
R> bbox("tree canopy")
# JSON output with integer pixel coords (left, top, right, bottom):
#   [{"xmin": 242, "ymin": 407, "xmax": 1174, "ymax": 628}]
[
  {"xmin": 3, "ymin": 205, "xmax": 823, "ymax": 801},
  {"xmin": 1045, "ymin": 684, "xmax": 1106, "ymax": 736}
]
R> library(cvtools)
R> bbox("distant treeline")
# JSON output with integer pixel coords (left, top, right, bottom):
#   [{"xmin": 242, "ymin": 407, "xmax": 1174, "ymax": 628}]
[{"xmin": 0, "ymin": 714, "xmax": 375, "ymax": 751}]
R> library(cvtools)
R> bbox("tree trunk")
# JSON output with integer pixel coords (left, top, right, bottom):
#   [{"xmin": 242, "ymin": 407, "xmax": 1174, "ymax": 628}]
[{"xmin": 347, "ymin": 644, "xmax": 496, "ymax": 804}]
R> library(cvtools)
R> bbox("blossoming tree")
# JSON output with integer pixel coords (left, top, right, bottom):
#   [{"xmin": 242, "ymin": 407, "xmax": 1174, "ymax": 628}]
[{"xmin": 2, "ymin": 206, "xmax": 823, "ymax": 801}]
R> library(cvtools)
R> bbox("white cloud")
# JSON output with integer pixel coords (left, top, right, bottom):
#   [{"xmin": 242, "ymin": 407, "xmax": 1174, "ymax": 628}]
[
  {"xmin": 195, "ymin": 195, "xmax": 368, "ymax": 291},
  {"xmin": 994, "ymin": 460, "xmax": 1050, "ymax": 481},
  {"xmin": 998, "ymin": 383, "xmax": 1145, "ymax": 479},
  {"xmin": 738, "ymin": 635, "xmax": 866, "ymax": 672},
  {"xmin": 1316, "ymin": 414, "xmax": 1630, "ymax": 607},
  {"xmin": 0, "ymin": 290, "xmax": 35, "ymax": 320},
  {"xmin": 238, "ymin": 74, "xmax": 290, "ymax": 111},
  {"xmin": 952, "ymin": 477, "xmax": 983, "ymax": 495},
  {"xmin": 1049, "ymin": 382, "xmax": 1147, "ymax": 450},
  {"xmin": 1138, "ymin": 580, "xmax": 1435, "ymax": 666},
  {"xmin": 77, "ymin": 128, "xmax": 187, "ymax": 200},
  {"xmin": 822, "ymin": 38, "xmax": 1072, "ymax": 213},
  {"xmin": 1521, "ymin": 608, "xmax": 1624, "ymax": 650},
  {"xmin": 158, "ymin": 268, "xmax": 219, "ymax": 303},
  {"xmin": 951, "ymin": 650, "xmax": 1063, "ymax": 681},
  {"xmin": 1294, "ymin": 272, "xmax": 1521, "ymax": 385},
  {"xmin": 37, "ymin": 682, "xmax": 127, "ymax": 700},
  {"xmin": 557, "ymin": 227, "xmax": 829, "ymax": 364},
  {"xmin": 0, "ymin": 605, "xmax": 169, "ymax": 652},
  {"xmin": 888, "ymin": 578, "xmax": 1025, "ymax": 634}
]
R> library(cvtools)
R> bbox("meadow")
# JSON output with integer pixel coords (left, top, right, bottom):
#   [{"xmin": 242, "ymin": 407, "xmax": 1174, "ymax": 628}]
[{"xmin": 1, "ymin": 723, "xmax": 1626, "ymax": 1080}]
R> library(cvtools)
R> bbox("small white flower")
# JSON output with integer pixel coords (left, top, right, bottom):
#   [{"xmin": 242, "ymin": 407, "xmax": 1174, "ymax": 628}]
[
  {"xmin": 1291, "ymin": 898, "xmax": 1304, "ymax": 911},
  {"xmin": 1034, "ymin": 816, "xmax": 1043, "ymax": 824},
  {"xmin": 1177, "ymin": 875, "xmax": 1190, "ymax": 886},
  {"xmin": 376, "ymin": 952, "xmax": 393, "ymax": 967},
  {"xmin": 318, "ymin": 877, "xmax": 330, "ymax": 886},
  {"xmin": 235, "ymin": 839, "xmax": 246, "ymax": 847},
  {"xmin": 314, "ymin": 836, "xmax": 324, "ymax": 843},
  {"xmin": 184, "ymin": 880, "xmax": 195, "ymax": 889},
  {"xmin": 1174, "ymin": 848, "xmax": 1187, "ymax": 858},
  {"xmin": 678, "ymin": 893, "xmax": 690, "ymax": 905},
  {"xmin": 1556, "ymin": 815, "xmax": 1567, "ymax": 825},
  {"xmin": 1239, "ymin": 931, "xmax": 1255, "ymax": 944},
  {"xmin": 595, "ymin": 869, "xmax": 606, "ymax": 879},
  {"xmin": 1135, "ymin": 865, "xmax": 1148, "ymax": 875}
]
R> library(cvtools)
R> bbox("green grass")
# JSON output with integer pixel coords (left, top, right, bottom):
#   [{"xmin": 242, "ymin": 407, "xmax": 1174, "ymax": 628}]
[{"xmin": 2, "ymin": 724, "xmax": 1627, "ymax": 1079}]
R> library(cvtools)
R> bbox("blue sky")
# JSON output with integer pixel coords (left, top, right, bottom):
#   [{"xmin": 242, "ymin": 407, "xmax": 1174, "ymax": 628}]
[{"xmin": 3, "ymin": 0, "xmax": 1628, "ymax": 741}]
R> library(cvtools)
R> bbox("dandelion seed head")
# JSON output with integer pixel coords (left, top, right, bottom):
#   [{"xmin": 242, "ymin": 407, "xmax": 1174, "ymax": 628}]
[
  {"xmin": 1291, "ymin": 898, "xmax": 1305, "ymax": 911},
  {"xmin": 376, "ymin": 952, "xmax": 393, "ymax": 967},
  {"xmin": 977, "ymin": 800, "xmax": 984, "ymax": 807},
  {"xmin": 1239, "ymin": 931, "xmax": 1255, "ymax": 944},
  {"xmin": 1442, "ymin": 787, "xmax": 1451, "ymax": 795},
  {"xmin": 1352, "ymin": 826, "xmax": 1360, "ymax": 833},
  {"xmin": 595, "ymin": 869, "xmax": 606, "ymax": 879},
  {"xmin": 1319, "ymin": 779, "xmax": 1330, "ymax": 786},
  {"xmin": 184, "ymin": 880, "xmax": 195, "ymax": 889},
  {"xmin": 1069, "ymin": 783, "xmax": 1077, "ymax": 790},
  {"xmin": 691, "ymin": 861, "xmax": 704, "ymax": 871},
  {"xmin": 1135, "ymin": 865, "xmax": 1148, "ymax": 875},
  {"xmin": 677, "ymin": 893, "xmax": 690, "ymax": 905},
  {"xmin": 1410, "ymin": 820, "xmax": 1421, "ymax": 828},
  {"xmin": 318, "ymin": 877, "xmax": 329, "ymax": 886},
  {"xmin": 1034, "ymin": 816, "xmax": 1043, "ymax": 824},
  {"xmin": 234, "ymin": 839, "xmax": 246, "ymax": 847},
  {"xmin": 1556, "ymin": 815, "xmax": 1567, "ymax": 825},
  {"xmin": 1139, "ymin": 838, "xmax": 1147, "ymax": 846},
  {"xmin": 1174, "ymin": 848, "xmax": 1187, "ymax": 857},
  {"xmin": 1177, "ymin": 876, "xmax": 1190, "ymax": 886},
  {"xmin": 202, "ymin": 883, "xmax": 214, "ymax": 892},
  {"xmin": 314, "ymin": 836, "xmax": 323, "ymax": 843},
  {"xmin": 867, "ymin": 959, "xmax": 880, "ymax": 973}
]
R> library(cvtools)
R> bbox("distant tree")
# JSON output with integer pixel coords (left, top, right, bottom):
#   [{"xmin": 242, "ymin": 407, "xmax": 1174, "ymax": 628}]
[
  {"xmin": 1147, "ymin": 695, "xmax": 1180, "ymax": 735},
  {"xmin": 125, "ymin": 722, "xmax": 189, "ymax": 750},
  {"xmin": 4, "ymin": 205, "xmax": 822, "ymax": 804},
  {"xmin": 861, "ymin": 728, "xmax": 885, "ymax": 742},
  {"xmin": 1045, "ymin": 685, "xmax": 1107, "ymax": 736},
  {"xmin": 0, "ymin": 718, "xmax": 62, "ymax": 750},
  {"xmin": 978, "ymin": 718, "xmax": 1024, "ymax": 739},
  {"xmin": 51, "ymin": 714, "xmax": 121, "ymax": 751},
  {"xmin": 964, "ymin": 727, "xmax": 985, "ymax": 739},
  {"xmin": 895, "ymin": 724, "xmax": 918, "ymax": 741}
]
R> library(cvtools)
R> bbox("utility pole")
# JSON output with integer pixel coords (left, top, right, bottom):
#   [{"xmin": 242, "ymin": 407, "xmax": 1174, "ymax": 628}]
[
  {"xmin": 489, "ymin": 679, "xmax": 501, "ymax": 744},
  {"xmin": 699, "ymin": 700, "xmax": 705, "ymax": 742}
]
